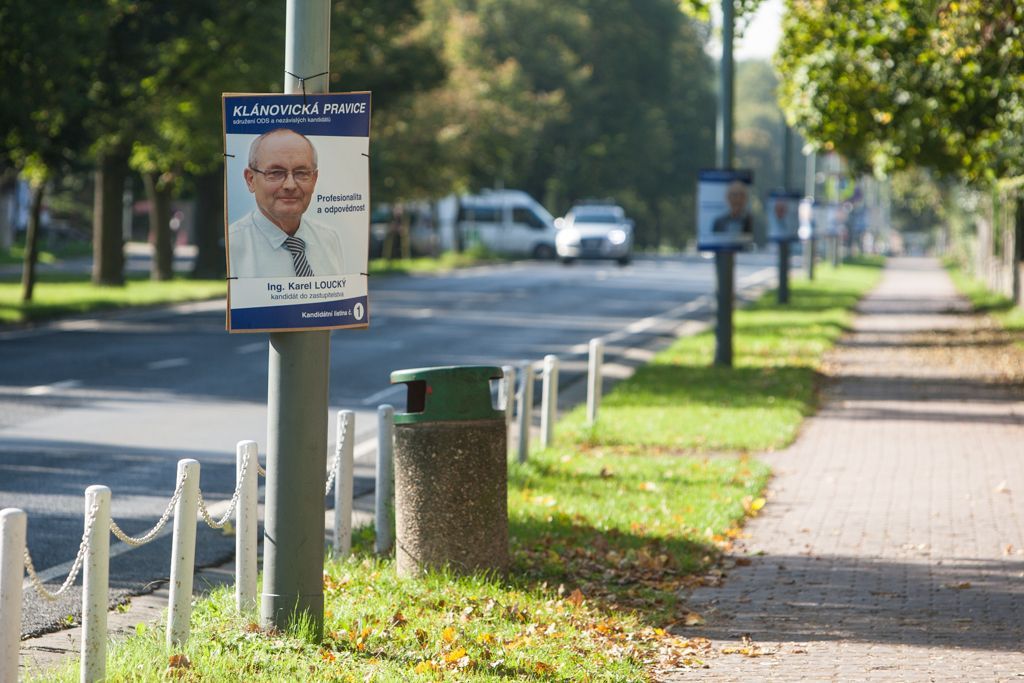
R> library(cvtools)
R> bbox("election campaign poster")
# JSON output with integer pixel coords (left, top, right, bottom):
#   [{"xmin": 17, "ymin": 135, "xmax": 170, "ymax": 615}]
[
  {"xmin": 813, "ymin": 201, "xmax": 842, "ymax": 238},
  {"xmin": 766, "ymin": 191, "xmax": 802, "ymax": 242},
  {"xmin": 697, "ymin": 169, "xmax": 755, "ymax": 250},
  {"xmin": 223, "ymin": 92, "xmax": 371, "ymax": 332}
]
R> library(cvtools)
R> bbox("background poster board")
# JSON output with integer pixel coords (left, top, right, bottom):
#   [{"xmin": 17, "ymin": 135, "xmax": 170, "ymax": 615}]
[
  {"xmin": 223, "ymin": 92, "xmax": 371, "ymax": 332},
  {"xmin": 697, "ymin": 169, "xmax": 754, "ymax": 250},
  {"xmin": 813, "ymin": 201, "xmax": 842, "ymax": 238},
  {"xmin": 767, "ymin": 191, "xmax": 802, "ymax": 242}
]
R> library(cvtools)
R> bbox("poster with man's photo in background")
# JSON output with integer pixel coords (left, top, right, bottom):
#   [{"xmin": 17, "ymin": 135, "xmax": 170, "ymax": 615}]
[
  {"xmin": 766, "ymin": 191, "xmax": 802, "ymax": 242},
  {"xmin": 697, "ymin": 169, "xmax": 754, "ymax": 250},
  {"xmin": 223, "ymin": 92, "xmax": 371, "ymax": 332}
]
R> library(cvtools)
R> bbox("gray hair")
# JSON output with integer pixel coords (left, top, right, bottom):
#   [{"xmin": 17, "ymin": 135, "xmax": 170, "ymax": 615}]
[{"xmin": 247, "ymin": 128, "xmax": 318, "ymax": 169}]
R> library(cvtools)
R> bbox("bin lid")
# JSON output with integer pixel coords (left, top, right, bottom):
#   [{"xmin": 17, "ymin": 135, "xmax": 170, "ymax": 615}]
[{"xmin": 390, "ymin": 365, "xmax": 505, "ymax": 424}]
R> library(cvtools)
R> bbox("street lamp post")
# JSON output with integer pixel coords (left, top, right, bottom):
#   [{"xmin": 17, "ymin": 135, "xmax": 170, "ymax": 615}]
[
  {"xmin": 714, "ymin": 0, "xmax": 736, "ymax": 367},
  {"xmin": 261, "ymin": 0, "xmax": 331, "ymax": 640}
]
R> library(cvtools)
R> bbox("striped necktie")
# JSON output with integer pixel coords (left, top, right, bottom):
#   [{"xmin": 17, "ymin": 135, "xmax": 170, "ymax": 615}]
[{"xmin": 283, "ymin": 235, "xmax": 314, "ymax": 277}]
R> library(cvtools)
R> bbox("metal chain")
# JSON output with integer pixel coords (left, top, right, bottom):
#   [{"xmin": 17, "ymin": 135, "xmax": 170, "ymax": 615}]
[
  {"xmin": 109, "ymin": 467, "xmax": 189, "ymax": 547},
  {"xmin": 197, "ymin": 447, "xmax": 252, "ymax": 529},
  {"xmin": 256, "ymin": 462, "xmax": 266, "ymax": 477},
  {"xmin": 324, "ymin": 415, "xmax": 348, "ymax": 496},
  {"xmin": 23, "ymin": 502, "xmax": 100, "ymax": 602}
]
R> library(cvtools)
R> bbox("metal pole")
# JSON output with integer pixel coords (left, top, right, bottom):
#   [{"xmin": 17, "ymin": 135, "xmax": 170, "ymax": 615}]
[
  {"xmin": 81, "ymin": 485, "xmax": 110, "ymax": 683},
  {"xmin": 236, "ymin": 441, "xmax": 259, "ymax": 613},
  {"xmin": 262, "ymin": 0, "xmax": 331, "ymax": 637},
  {"xmin": 540, "ymin": 355, "xmax": 559, "ymax": 448},
  {"xmin": 714, "ymin": 0, "xmax": 736, "ymax": 368},
  {"xmin": 783, "ymin": 125, "xmax": 793, "ymax": 191},
  {"xmin": 516, "ymin": 361, "xmax": 534, "ymax": 464},
  {"xmin": 716, "ymin": 0, "xmax": 735, "ymax": 169},
  {"xmin": 334, "ymin": 410, "xmax": 355, "ymax": 558},
  {"xmin": 375, "ymin": 404, "xmax": 395, "ymax": 554},
  {"xmin": 0, "ymin": 509, "xmax": 26, "ymax": 683},
  {"xmin": 586, "ymin": 338, "xmax": 603, "ymax": 425},
  {"xmin": 778, "ymin": 240, "xmax": 790, "ymax": 304},
  {"xmin": 167, "ymin": 459, "xmax": 200, "ymax": 649}
]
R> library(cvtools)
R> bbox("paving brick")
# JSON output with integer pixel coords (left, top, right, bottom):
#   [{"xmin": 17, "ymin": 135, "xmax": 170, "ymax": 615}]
[{"xmin": 663, "ymin": 258, "xmax": 1024, "ymax": 682}]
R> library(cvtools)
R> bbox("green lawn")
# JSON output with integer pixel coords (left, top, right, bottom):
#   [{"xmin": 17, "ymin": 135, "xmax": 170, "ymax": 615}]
[
  {"xmin": 558, "ymin": 257, "xmax": 885, "ymax": 452},
  {"xmin": 945, "ymin": 262, "xmax": 1024, "ymax": 331},
  {"xmin": 0, "ymin": 250, "xmax": 501, "ymax": 326},
  {"xmin": 31, "ymin": 257, "xmax": 884, "ymax": 682}
]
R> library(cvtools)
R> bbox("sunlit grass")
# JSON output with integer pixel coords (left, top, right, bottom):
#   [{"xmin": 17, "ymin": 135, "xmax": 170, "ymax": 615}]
[
  {"xmin": 0, "ymin": 273, "xmax": 227, "ymax": 325},
  {"xmin": 557, "ymin": 258, "xmax": 885, "ymax": 452}
]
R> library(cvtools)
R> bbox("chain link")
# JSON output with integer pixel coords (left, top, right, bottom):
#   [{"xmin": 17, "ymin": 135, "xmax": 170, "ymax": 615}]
[
  {"xmin": 197, "ymin": 447, "xmax": 252, "ymax": 529},
  {"xmin": 109, "ymin": 467, "xmax": 189, "ymax": 547},
  {"xmin": 23, "ymin": 502, "xmax": 100, "ymax": 602}
]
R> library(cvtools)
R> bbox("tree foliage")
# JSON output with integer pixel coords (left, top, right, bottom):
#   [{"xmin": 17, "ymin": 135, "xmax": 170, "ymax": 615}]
[{"xmin": 776, "ymin": 0, "xmax": 1024, "ymax": 182}]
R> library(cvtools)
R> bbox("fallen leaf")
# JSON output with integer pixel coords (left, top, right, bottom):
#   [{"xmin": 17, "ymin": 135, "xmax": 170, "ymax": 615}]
[
  {"xmin": 567, "ymin": 588, "xmax": 585, "ymax": 607},
  {"xmin": 639, "ymin": 481, "xmax": 658, "ymax": 492},
  {"xmin": 167, "ymin": 654, "xmax": 190, "ymax": 669},
  {"xmin": 995, "ymin": 481, "xmax": 1011, "ymax": 493},
  {"xmin": 414, "ymin": 661, "xmax": 438, "ymax": 673},
  {"xmin": 441, "ymin": 626, "xmax": 457, "ymax": 643},
  {"xmin": 476, "ymin": 632, "xmax": 496, "ymax": 645},
  {"xmin": 534, "ymin": 662, "xmax": 555, "ymax": 674},
  {"xmin": 683, "ymin": 611, "xmax": 705, "ymax": 627},
  {"xmin": 943, "ymin": 581, "xmax": 972, "ymax": 590},
  {"xmin": 734, "ymin": 557, "xmax": 752, "ymax": 566},
  {"xmin": 445, "ymin": 647, "xmax": 468, "ymax": 664},
  {"xmin": 599, "ymin": 466, "xmax": 614, "ymax": 478}
]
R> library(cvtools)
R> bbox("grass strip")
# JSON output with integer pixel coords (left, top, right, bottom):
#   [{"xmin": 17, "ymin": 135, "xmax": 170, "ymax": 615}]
[
  {"xmin": 558, "ymin": 257, "xmax": 885, "ymax": 452},
  {"xmin": 32, "ymin": 257, "xmax": 883, "ymax": 682},
  {"xmin": 944, "ymin": 261, "xmax": 1024, "ymax": 331},
  {"xmin": 0, "ymin": 251, "xmax": 499, "ymax": 326}
]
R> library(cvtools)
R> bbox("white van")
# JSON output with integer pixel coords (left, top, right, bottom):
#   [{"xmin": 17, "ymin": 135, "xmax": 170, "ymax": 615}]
[{"xmin": 437, "ymin": 190, "xmax": 557, "ymax": 259}]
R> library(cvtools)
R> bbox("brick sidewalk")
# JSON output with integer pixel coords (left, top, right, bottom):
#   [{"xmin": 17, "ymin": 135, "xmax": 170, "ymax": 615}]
[{"xmin": 665, "ymin": 258, "xmax": 1024, "ymax": 681}]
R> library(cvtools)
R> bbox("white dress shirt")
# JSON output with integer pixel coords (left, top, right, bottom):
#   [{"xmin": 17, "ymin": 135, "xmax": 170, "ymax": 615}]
[{"xmin": 229, "ymin": 210, "xmax": 347, "ymax": 278}]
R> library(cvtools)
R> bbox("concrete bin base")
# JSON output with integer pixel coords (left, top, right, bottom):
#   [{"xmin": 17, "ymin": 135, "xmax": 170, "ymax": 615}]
[{"xmin": 394, "ymin": 420, "xmax": 508, "ymax": 578}]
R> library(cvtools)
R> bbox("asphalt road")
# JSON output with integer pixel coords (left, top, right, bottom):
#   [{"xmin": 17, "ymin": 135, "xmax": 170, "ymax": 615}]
[{"xmin": 0, "ymin": 252, "xmax": 776, "ymax": 635}]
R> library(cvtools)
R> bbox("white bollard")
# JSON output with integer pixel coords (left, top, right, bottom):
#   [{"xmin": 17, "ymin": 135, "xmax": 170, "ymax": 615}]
[
  {"xmin": 375, "ymin": 405, "xmax": 395, "ymax": 555},
  {"xmin": 81, "ymin": 485, "xmax": 111, "ymax": 683},
  {"xmin": 587, "ymin": 338, "xmax": 604, "ymax": 425},
  {"xmin": 235, "ymin": 442, "xmax": 259, "ymax": 613},
  {"xmin": 517, "ymin": 361, "xmax": 534, "ymax": 464},
  {"xmin": 334, "ymin": 410, "xmax": 355, "ymax": 558},
  {"xmin": 540, "ymin": 354, "xmax": 559, "ymax": 448},
  {"xmin": 501, "ymin": 365, "xmax": 516, "ymax": 428},
  {"xmin": 1, "ymin": 508, "xmax": 26, "ymax": 683},
  {"xmin": 167, "ymin": 459, "xmax": 200, "ymax": 649}
]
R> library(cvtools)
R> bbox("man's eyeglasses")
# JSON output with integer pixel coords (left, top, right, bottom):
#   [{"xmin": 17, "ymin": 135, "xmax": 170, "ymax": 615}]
[{"xmin": 249, "ymin": 167, "xmax": 316, "ymax": 183}]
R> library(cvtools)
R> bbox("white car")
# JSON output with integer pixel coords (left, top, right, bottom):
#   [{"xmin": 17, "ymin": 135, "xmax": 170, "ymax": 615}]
[{"xmin": 555, "ymin": 204, "xmax": 633, "ymax": 265}]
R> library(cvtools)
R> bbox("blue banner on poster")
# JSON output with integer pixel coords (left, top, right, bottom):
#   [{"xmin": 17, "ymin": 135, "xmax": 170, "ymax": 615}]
[
  {"xmin": 230, "ymin": 296, "xmax": 369, "ymax": 331},
  {"xmin": 224, "ymin": 93, "xmax": 371, "ymax": 137}
]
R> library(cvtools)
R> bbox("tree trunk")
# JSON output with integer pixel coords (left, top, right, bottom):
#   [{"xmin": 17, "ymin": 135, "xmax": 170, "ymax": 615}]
[
  {"xmin": 192, "ymin": 165, "xmax": 225, "ymax": 279},
  {"xmin": 144, "ymin": 171, "xmax": 174, "ymax": 281},
  {"xmin": 92, "ymin": 149, "xmax": 128, "ymax": 286},
  {"xmin": 20, "ymin": 182, "xmax": 45, "ymax": 303}
]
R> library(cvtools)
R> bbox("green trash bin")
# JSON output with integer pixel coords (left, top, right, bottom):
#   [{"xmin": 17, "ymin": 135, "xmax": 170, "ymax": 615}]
[{"xmin": 389, "ymin": 365, "xmax": 509, "ymax": 578}]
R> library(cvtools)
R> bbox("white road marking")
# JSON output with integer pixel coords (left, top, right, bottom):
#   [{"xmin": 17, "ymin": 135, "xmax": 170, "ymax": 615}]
[
  {"xmin": 361, "ymin": 384, "xmax": 404, "ymax": 406},
  {"xmin": 24, "ymin": 380, "xmax": 82, "ymax": 396},
  {"xmin": 238, "ymin": 342, "xmax": 265, "ymax": 354},
  {"xmin": 146, "ymin": 357, "xmax": 190, "ymax": 370}
]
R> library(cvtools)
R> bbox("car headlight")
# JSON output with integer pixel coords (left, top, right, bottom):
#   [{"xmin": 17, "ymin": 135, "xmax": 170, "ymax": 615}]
[
  {"xmin": 557, "ymin": 228, "xmax": 581, "ymax": 245},
  {"xmin": 608, "ymin": 229, "xmax": 628, "ymax": 245}
]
